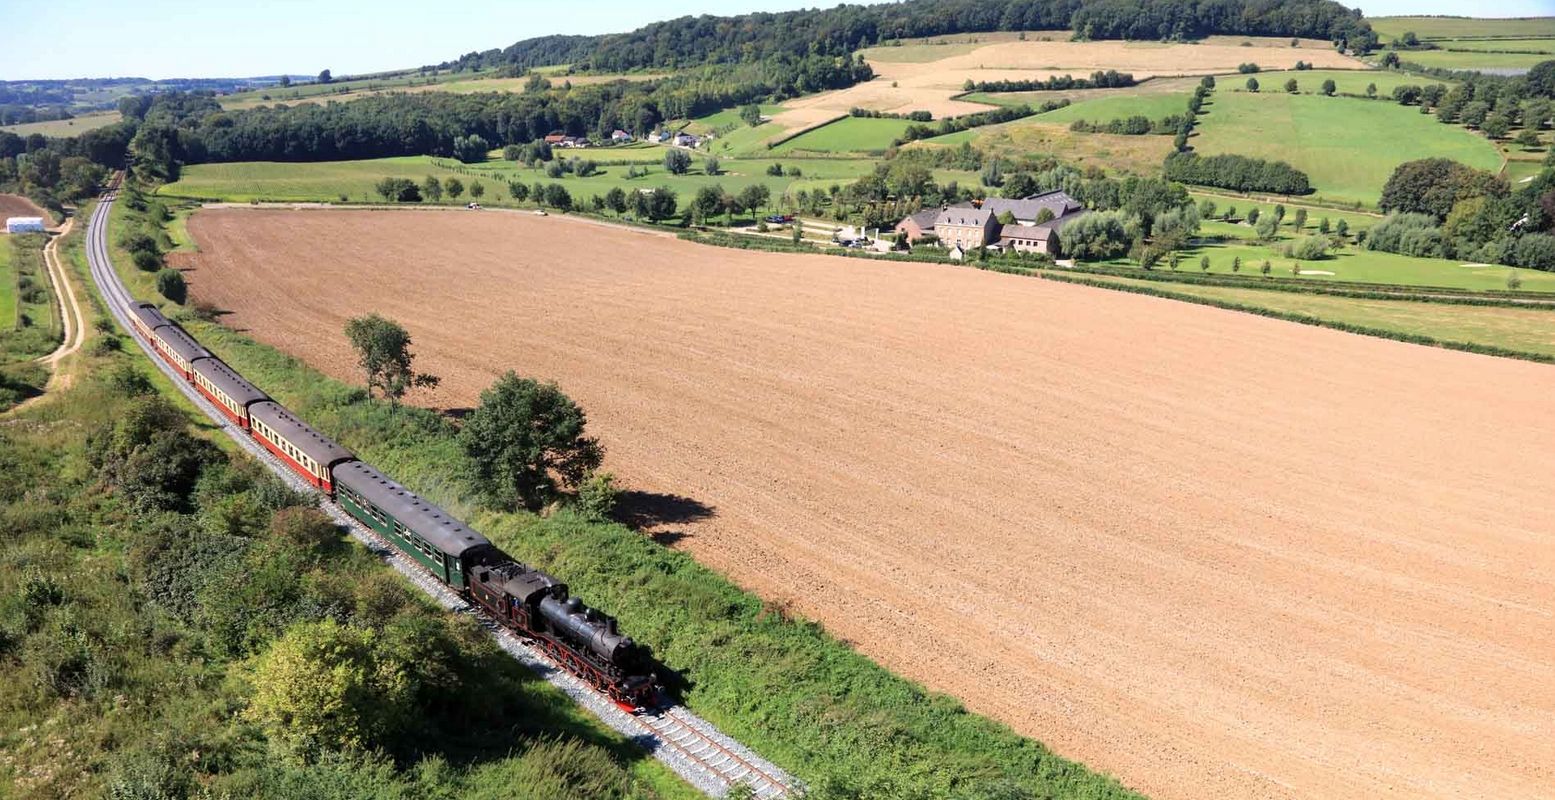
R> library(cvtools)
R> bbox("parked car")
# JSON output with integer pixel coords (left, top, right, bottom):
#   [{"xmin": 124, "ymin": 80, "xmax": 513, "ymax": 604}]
[{"xmin": 763, "ymin": 214, "xmax": 792, "ymax": 224}]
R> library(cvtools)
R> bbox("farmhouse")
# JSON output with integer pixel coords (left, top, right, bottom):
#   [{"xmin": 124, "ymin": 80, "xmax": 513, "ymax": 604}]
[
  {"xmin": 933, "ymin": 206, "xmax": 998, "ymax": 250},
  {"xmin": 5, "ymin": 216, "xmax": 45, "ymax": 234},
  {"xmin": 611, "ymin": 129, "xmax": 633, "ymax": 143},
  {"xmin": 894, "ymin": 208, "xmax": 940, "ymax": 242},
  {"xmin": 981, "ymin": 190, "xmax": 1082, "ymax": 225},
  {"xmin": 995, "ymin": 214, "xmax": 1083, "ymax": 255},
  {"xmin": 543, "ymin": 133, "xmax": 567, "ymax": 145}
]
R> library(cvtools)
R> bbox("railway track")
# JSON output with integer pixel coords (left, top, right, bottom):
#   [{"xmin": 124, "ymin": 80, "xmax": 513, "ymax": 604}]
[{"xmin": 83, "ymin": 186, "xmax": 797, "ymax": 800}]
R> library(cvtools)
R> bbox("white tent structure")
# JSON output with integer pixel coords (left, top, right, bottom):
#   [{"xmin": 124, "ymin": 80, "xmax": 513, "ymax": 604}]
[{"xmin": 6, "ymin": 217, "xmax": 45, "ymax": 234}]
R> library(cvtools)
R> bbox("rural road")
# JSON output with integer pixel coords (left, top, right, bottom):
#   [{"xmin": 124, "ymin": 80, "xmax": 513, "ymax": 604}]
[{"xmin": 36, "ymin": 215, "xmax": 83, "ymax": 369}]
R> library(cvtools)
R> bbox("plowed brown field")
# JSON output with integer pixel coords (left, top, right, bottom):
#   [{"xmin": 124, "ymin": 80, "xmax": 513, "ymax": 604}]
[
  {"xmin": 0, "ymin": 194, "xmax": 53, "ymax": 226},
  {"xmin": 185, "ymin": 208, "xmax": 1555, "ymax": 800}
]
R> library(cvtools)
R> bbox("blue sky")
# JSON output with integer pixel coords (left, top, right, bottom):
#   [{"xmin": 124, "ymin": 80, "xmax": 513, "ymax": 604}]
[{"xmin": 0, "ymin": 0, "xmax": 1550, "ymax": 81}]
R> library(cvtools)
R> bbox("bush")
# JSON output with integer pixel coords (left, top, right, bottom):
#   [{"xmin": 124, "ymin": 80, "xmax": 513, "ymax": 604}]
[
  {"xmin": 131, "ymin": 249, "xmax": 163, "ymax": 272},
  {"xmin": 1283, "ymin": 235, "xmax": 1332, "ymax": 260},
  {"xmin": 1058, "ymin": 210, "xmax": 1141, "ymax": 260},
  {"xmin": 156, "ymin": 269, "xmax": 187, "ymax": 304},
  {"xmin": 573, "ymin": 471, "xmax": 618, "ymax": 521},
  {"xmin": 1366, "ymin": 213, "xmax": 1445, "ymax": 258}
]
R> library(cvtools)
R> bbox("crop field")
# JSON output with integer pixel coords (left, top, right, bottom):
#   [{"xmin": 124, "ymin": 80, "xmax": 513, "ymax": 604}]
[
  {"xmin": 915, "ymin": 116, "xmax": 1177, "ymax": 176},
  {"xmin": 1369, "ymin": 16, "xmax": 1555, "ymax": 40},
  {"xmin": 1428, "ymin": 37, "xmax": 1555, "ymax": 53},
  {"xmin": 158, "ymin": 153, "xmax": 892, "ymax": 205},
  {"xmin": 183, "ymin": 206, "xmax": 1555, "ymax": 800},
  {"xmin": 0, "ymin": 193, "xmax": 53, "ymax": 225},
  {"xmin": 0, "ymin": 111, "xmax": 121, "ymax": 138},
  {"xmin": 1193, "ymin": 92, "xmax": 1502, "ymax": 206},
  {"xmin": 772, "ymin": 36, "xmax": 1366, "ymax": 131},
  {"xmin": 769, "ymin": 117, "xmax": 915, "ymax": 154},
  {"xmin": 1069, "ymin": 271, "xmax": 1555, "ymax": 357}
]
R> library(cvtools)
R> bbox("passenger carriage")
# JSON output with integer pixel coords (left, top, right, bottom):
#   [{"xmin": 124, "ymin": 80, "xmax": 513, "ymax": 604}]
[
  {"xmin": 127, "ymin": 302, "xmax": 169, "ymax": 342},
  {"xmin": 190, "ymin": 357, "xmax": 269, "ymax": 430},
  {"xmin": 332, "ymin": 460, "xmax": 494, "ymax": 588},
  {"xmin": 247, "ymin": 401, "xmax": 355, "ymax": 491},
  {"xmin": 151, "ymin": 323, "xmax": 210, "ymax": 381}
]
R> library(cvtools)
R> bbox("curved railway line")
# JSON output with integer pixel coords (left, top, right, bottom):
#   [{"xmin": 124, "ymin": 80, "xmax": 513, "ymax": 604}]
[{"xmin": 83, "ymin": 185, "xmax": 797, "ymax": 800}]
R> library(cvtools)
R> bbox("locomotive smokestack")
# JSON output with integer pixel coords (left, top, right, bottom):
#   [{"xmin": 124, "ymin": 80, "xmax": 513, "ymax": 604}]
[{"xmin": 607, "ymin": 617, "xmax": 618, "ymax": 635}]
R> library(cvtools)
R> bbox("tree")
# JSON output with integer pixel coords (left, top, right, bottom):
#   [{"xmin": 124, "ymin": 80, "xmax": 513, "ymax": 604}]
[
  {"xmin": 1292, "ymin": 208, "xmax": 1308, "ymax": 230},
  {"xmin": 692, "ymin": 185, "xmax": 723, "ymax": 224},
  {"xmin": 279, "ymin": 75, "xmax": 291, "ymax": 88},
  {"xmin": 452, "ymin": 134, "xmax": 489, "ymax": 163},
  {"xmin": 738, "ymin": 184, "xmax": 770, "ymax": 217},
  {"xmin": 421, "ymin": 176, "xmax": 442, "ymax": 201},
  {"xmin": 374, "ymin": 177, "xmax": 420, "ymax": 202},
  {"xmin": 1336, "ymin": 218, "xmax": 1349, "ymax": 238},
  {"xmin": 445, "ymin": 177, "xmax": 464, "ymax": 200},
  {"xmin": 1318, "ymin": 216, "xmax": 1330, "ymax": 233},
  {"xmin": 1260, "ymin": 259, "xmax": 1272, "ymax": 276},
  {"xmin": 156, "ymin": 269, "xmax": 186, "ymax": 304},
  {"xmin": 469, "ymin": 181, "xmax": 485, "ymax": 199},
  {"xmin": 317, "ymin": 69, "xmax": 333, "ymax": 84},
  {"xmin": 1379, "ymin": 158, "xmax": 1506, "ymax": 220},
  {"xmin": 1198, "ymin": 198, "xmax": 1216, "ymax": 220},
  {"xmin": 1321, "ymin": 79, "xmax": 1336, "ymax": 96},
  {"xmin": 1507, "ymin": 270, "xmax": 1524, "ymax": 290},
  {"xmin": 458, "ymin": 371, "xmax": 603, "ymax": 512},
  {"xmin": 664, "ymin": 148, "xmax": 691, "ymax": 175},
  {"xmin": 1200, "ymin": 255, "xmax": 1210, "ymax": 272},
  {"xmin": 1246, "ymin": 207, "xmax": 1261, "ymax": 225},
  {"xmin": 1366, "ymin": 82, "xmax": 1377, "ymax": 99},
  {"xmin": 1482, "ymin": 115, "xmax": 1511, "ymax": 140},
  {"xmin": 704, "ymin": 156, "xmax": 720, "ymax": 176},
  {"xmin": 739, "ymin": 103, "xmax": 763, "ymax": 127},
  {"xmin": 1231, "ymin": 255, "xmax": 1242, "ymax": 272},
  {"xmin": 1527, "ymin": 59, "xmax": 1555, "ymax": 99},
  {"xmin": 1273, "ymin": 204, "xmax": 1286, "ymax": 224},
  {"xmin": 1255, "ymin": 214, "xmax": 1278, "ymax": 240},
  {"xmin": 791, "ymin": 218, "xmax": 803, "ymax": 244},
  {"xmin": 1284, "ymin": 78, "xmax": 1299, "ymax": 94},
  {"xmin": 245, "ymin": 619, "xmax": 412, "ymax": 755},
  {"xmin": 508, "ymin": 181, "xmax": 529, "ymax": 202},
  {"xmin": 342, "ymin": 314, "xmax": 440, "ymax": 405},
  {"xmin": 543, "ymin": 183, "xmax": 572, "ymax": 211},
  {"xmin": 1246, "ymin": 78, "xmax": 1260, "ymax": 93},
  {"xmin": 605, "ymin": 186, "xmax": 627, "ymax": 215},
  {"xmin": 1517, "ymin": 128, "xmax": 1543, "ymax": 150}
]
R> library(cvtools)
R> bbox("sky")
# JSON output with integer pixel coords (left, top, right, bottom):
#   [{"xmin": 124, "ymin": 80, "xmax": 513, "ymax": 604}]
[{"xmin": 1, "ymin": 0, "xmax": 1551, "ymax": 81}]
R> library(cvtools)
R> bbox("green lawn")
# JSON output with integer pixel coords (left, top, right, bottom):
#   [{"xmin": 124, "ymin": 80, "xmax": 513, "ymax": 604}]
[
  {"xmin": 771, "ymin": 117, "xmax": 916, "ymax": 154},
  {"xmin": 1191, "ymin": 91, "xmax": 1503, "ymax": 207},
  {"xmin": 1394, "ymin": 49, "xmax": 1553, "ymax": 73},
  {"xmin": 1033, "ymin": 92, "xmax": 1193, "ymax": 124},
  {"xmin": 1370, "ymin": 16, "xmax": 1555, "ymax": 41},
  {"xmin": 1065, "ymin": 272, "xmax": 1555, "ymax": 359},
  {"xmin": 1429, "ymin": 37, "xmax": 1555, "ymax": 53},
  {"xmin": 1239, "ymin": 69, "xmax": 1444, "ymax": 97},
  {"xmin": 686, "ymin": 105, "xmax": 790, "ymax": 156},
  {"xmin": 0, "ymin": 111, "xmax": 121, "ymax": 137},
  {"xmin": 160, "ymin": 154, "xmax": 879, "ymax": 205},
  {"xmin": 0, "ymin": 237, "xmax": 15, "ymax": 329},
  {"xmin": 1188, "ymin": 192, "xmax": 1384, "ymax": 234}
]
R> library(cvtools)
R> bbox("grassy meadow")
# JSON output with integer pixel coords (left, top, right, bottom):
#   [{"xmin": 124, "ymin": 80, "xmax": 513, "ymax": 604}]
[
  {"xmin": 1032, "ymin": 92, "xmax": 1193, "ymax": 124},
  {"xmin": 1057, "ymin": 271, "xmax": 1555, "ymax": 359},
  {"xmin": 1192, "ymin": 91, "xmax": 1502, "ymax": 206},
  {"xmin": 1242, "ymin": 69, "xmax": 1445, "ymax": 96},
  {"xmin": 1394, "ymin": 49, "xmax": 1552, "ymax": 73},
  {"xmin": 0, "ymin": 111, "xmax": 122, "ymax": 137},
  {"xmin": 1369, "ymin": 16, "xmax": 1555, "ymax": 40},
  {"xmin": 770, "ymin": 116, "xmax": 916, "ymax": 154},
  {"xmin": 1428, "ymin": 37, "xmax": 1555, "ymax": 53}
]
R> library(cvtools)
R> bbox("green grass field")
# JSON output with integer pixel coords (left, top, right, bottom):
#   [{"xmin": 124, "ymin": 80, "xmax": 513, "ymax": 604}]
[
  {"xmin": 771, "ymin": 117, "xmax": 916, "ymax": 154},
  {"xmin": 1394, "ymin": 48, "xmax": 1552, "ymax": 73},
  {"xmin": 1241, "ymin": 69, "xmax": 1444, "ymax": 96},
  {"xmin": 0, "ymin": 233, "xmax": 60, "ymax": 362},
  {"xmin": 1033, "ymin": 92, "xmax": 1193, "ymax": 124},
  {"xmin": 0, "ymin": 237, "xmax": 16, "ymax": 330},
  {"xmin": 1192, "ymin": 91, "xmax": 1502, "ymax": 207},
  {"xmin": 0, "ymin": 111, "xmax": 121, "ymax": 137},
  {"xmin": 1370, "ymin": 16, "xmax": 1555, "ymax": 41},
  {"xmin": 1429, "ymin": 37, "xmax": 1555, "ymax": 53},
  {"xmin": 1065, "ymin": 271, "xmax": 1555, "ymax": 358},
  {"xmin": 685, "ymin": 104, "xmax": 790, "ymax": 156},
  {"xmin": 160, "ymin": 153, "xmax": 884, "ymax": 205},
  {"xmin": 1188, "ymin": 192, "xmax": 1384, "ymax": 233}
]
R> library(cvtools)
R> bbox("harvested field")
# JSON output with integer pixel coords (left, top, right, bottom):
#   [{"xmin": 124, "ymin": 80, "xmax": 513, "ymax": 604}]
[
  {"xmin": 185, "ymin": 207, "xmax": 1555, "ymax": 800},
  {"xmin": 0, "ymin": 194, "xmax": 53, "ymax": 226},
  {"xmin": 773, "ymin": 37, "xmax": 1366, "ymax": 127}
]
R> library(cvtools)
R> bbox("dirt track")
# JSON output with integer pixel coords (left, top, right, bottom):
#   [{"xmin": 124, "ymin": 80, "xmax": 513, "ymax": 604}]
[{"xmin": 185, "ymin": 208, "xmax": 1555, "ymax": 800}]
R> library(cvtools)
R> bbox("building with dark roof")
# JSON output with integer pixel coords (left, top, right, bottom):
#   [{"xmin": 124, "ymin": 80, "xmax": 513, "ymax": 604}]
[{"xmin": 934, "ymin": 206, "xmax": 998, "ymax": 250}]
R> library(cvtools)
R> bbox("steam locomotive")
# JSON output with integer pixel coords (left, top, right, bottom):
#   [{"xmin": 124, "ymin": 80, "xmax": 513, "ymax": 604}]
[{"xmin": 128, "ymin": 300, "xmax": 660, "ymax": 710}]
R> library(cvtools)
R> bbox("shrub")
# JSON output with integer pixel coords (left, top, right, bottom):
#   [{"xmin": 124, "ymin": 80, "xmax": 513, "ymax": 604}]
[
  {"xmin": 574, "ymin": 471, "xmax": 618, "ymax": 521},
  {"xmin": 1058, "ymin": 210, "xmax": 1141, "ymax": 260},
  {"xmin": 155, "ymin": 269, "xmax": 187, "ymax": 303},
  {"xmin": 132, "ymin": 249, "xmax": 163, "ymax": 272},
  {"xmin": 1283, "ymin": 235, "xmax": 1332, "ymax": 260},
  {"xmin": 1366, "ymin": 213, "xmax": 1444, "ymax": 257}
]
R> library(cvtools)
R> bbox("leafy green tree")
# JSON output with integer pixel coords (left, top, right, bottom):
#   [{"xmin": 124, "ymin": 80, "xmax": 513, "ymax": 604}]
[
  {"xmin": 543, "ymin": 183, "xmax": 572, "ymax": 210},
  {"xmin": 738, "ymin": 183, "xmax": 770, "ymax": 217},
  {"xmin": 1292, "ymin": 208, "xmax": 1307, "ymax": 230},
  {"xmin": 1379, "ymin": 158, "xmax": 1506, "ymax": 220},
  {"xmin": 604, "ymin": 186, "xmax": 627, "ymax": 215},
  {"xmin": 1261, "ymin": 259, "xmax": 1272, "ymax": 276},
  {"xmin": 1255, "ymin": 214, "xmax": 1279, "ymax": 240},
  {"xmin": 739, "ymin": 103, "xmax": 763, "ymax": 127},
  {"xmin": 704, "ymin": 156, "xmax": 720, "ymax": 176},
  {"xmin": 421, "ymin": 176, "xmax": 442, "ymax": 201},
  {"xmin": 664, "ymin": 148, "xmax": 691, "ymax": 175},
  {"xmin": 317, "ymin": 69, "xmax": 332, "ymax": 84},
  {"xmin": 1366, "ymin": 82, "xmax": 1377, "ymax": 98},
  {"xmin": 1199, "ymin": 255, "xmax": 1210, "ymax": 272},
  {"xmin": 469, "ymin": 181, "xmax": 485, "ymax": 199},
  {"xmin": 374, "ymin": 177, "xmax": 420, "ymax": 202},
  {"xmin": 87, "ymin": 395, "xmax": 217, "ymax": 512},
  {"xmin": 444, "ymin": 177, "xmax": 464, "ymax": 200},
  {"xmin": 1284, "ymin": 78, "xmax": 1298, "ymax": 93},
  {"xmin": 1246, "ymin": 207, "xmax": 1260, "ymax": 225},
  {"xmin": 1318, "ymin": 217, "xmax": 1330, "ymax": 233},
  {"xmin": 1246, "ymin": 78, "xmax": 1259, "ymax": 93},
  {"xmin": 452, "ymin": 134, "xmax": 490, "ymax": 163},
  {"xmin": 508, "ymin": 181, "xmax": 529, "ymax": 202},
  {"xmin": 1231, "ymin": 255, "xmax": 1242, "ymax": 272},
  {"xmin": 1321, "ymin": 79, "xmax": 1336, "ymax": 96},
  {"xmin": 1516, "ymin": 128, "xmax": 1543, "ymax": 150},
  {"xmin": 1482, "ymin": 115, "xmax": 1510, "ymax": 140},
  {"xmin": 342, "ymin": 314, "xmax": 440, "ymax": 405},
  {"xmin": 459, "ymin": 371, "xmax": 604, "ymax": 511},
  {"xmin": 156, "ymin": 269, "xmax": 186, "ymax": 304},
  {"xmin": 1336, "ymin": 218, "xmax": 1349, "ymax": 237},
  {"xmin": 1273, "ymin": 204, "xmax": 1286, "ymax": 224}
]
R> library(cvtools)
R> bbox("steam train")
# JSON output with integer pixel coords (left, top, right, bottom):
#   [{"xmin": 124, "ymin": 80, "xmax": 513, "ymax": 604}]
[{"xmin": 127, "ymin": 301, "xmax": 659, "ymax": 710}]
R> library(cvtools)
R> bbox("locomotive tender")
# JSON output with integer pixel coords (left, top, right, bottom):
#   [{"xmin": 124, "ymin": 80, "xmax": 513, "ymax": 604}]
[{"xmin": 130, "ymin": 302, "xmax": 659, "ymax": 709}]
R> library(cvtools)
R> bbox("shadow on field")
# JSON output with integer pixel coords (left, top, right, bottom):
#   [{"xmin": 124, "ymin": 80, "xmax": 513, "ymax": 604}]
[{"xmin": 614, "ymin": 490, "xmax": 715, "ymax": 541}]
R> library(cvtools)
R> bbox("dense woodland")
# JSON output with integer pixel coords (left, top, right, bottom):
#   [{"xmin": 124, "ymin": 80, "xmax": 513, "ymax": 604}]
[{"xmin": 446, "ymin": 0, "xmax": 1375, "ymax": 74}]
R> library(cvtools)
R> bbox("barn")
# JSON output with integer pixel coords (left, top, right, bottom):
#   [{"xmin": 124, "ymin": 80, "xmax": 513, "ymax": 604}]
[{"xmin": 6, "ymin": 217, "xmax": 45, "ymax": 234}]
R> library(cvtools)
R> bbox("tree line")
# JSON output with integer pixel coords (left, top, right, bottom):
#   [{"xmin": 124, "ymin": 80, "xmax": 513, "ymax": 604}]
[
  {"xmin": 962, "ymin": 70, "xmax": 1136, "ymax": 93},
  {"xmin": 448, "ymin": 0, "xmax": 1375, "ymax": 76},
  {"xmin": 1163, "ymin": 151, "xmax": 1312, "ymax": 195},
  {"xmin": 1368, "ymin": 158, "xmax": 1555, "ymax": 271}
]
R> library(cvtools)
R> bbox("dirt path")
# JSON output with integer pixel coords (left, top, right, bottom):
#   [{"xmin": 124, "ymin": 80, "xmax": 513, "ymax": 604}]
[
  {"xmin": 36, "ymin": 216, "xmax": 83, "ymax": 369},
  {"xmin": 184, "ymin": 207, "xmax": 1555, "ymax": 800}
]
